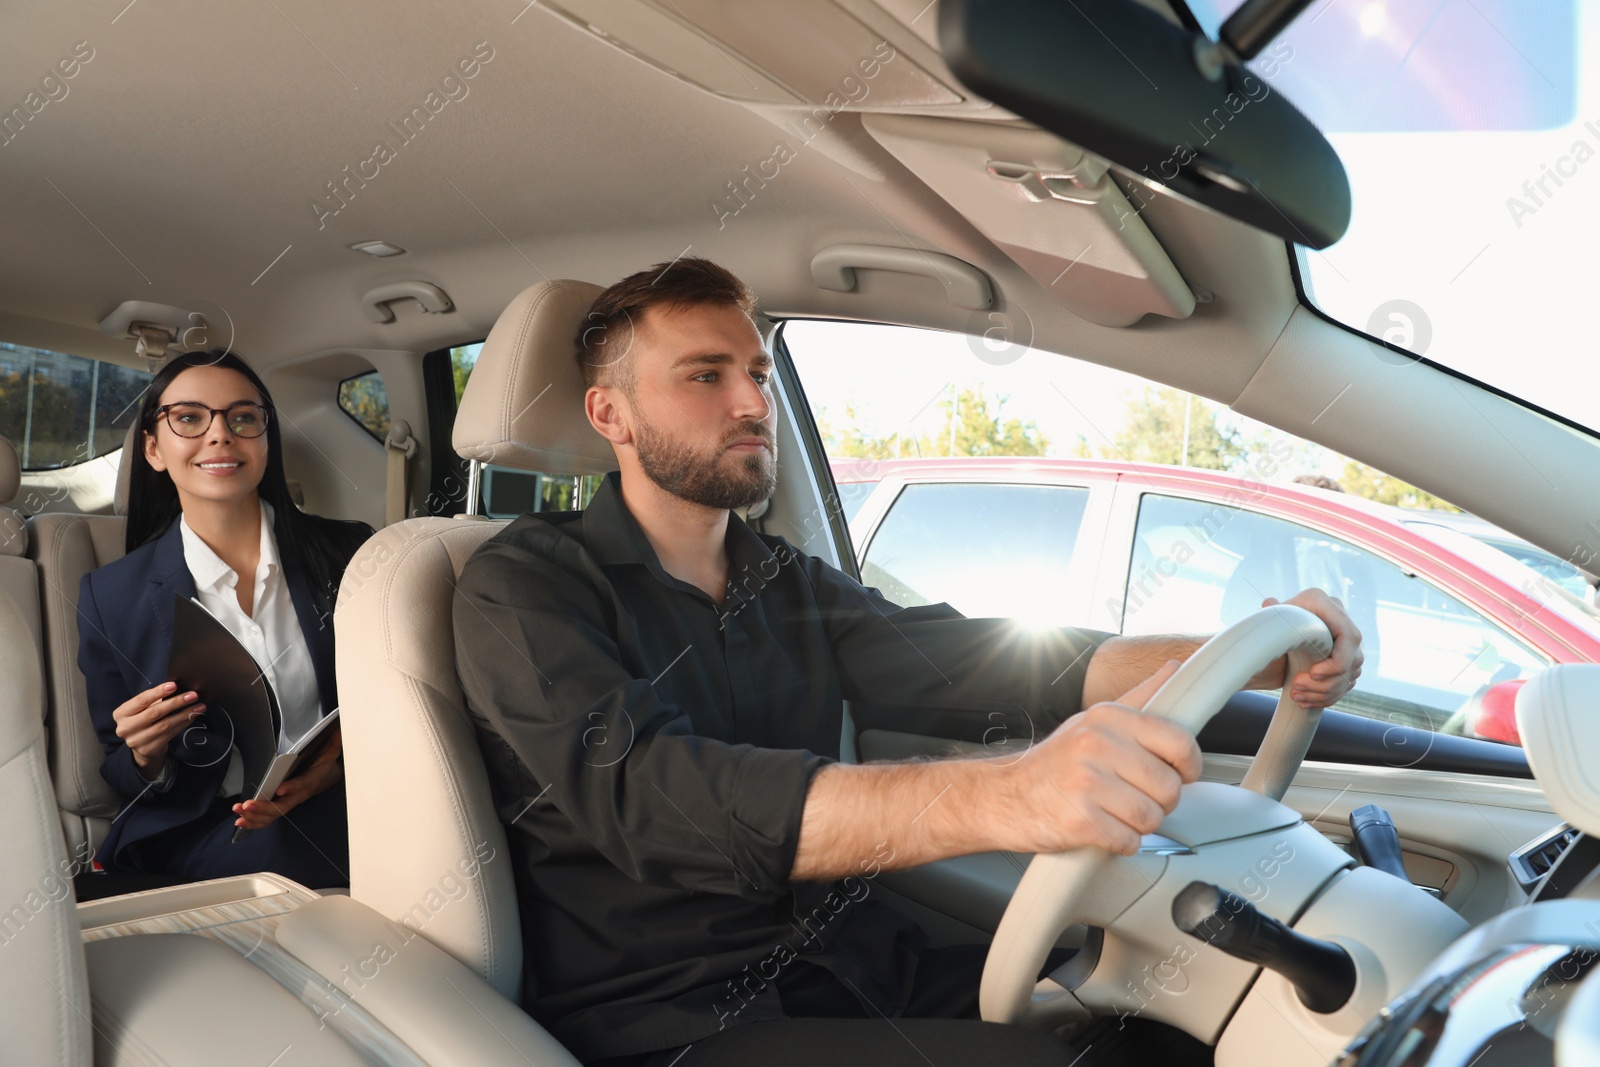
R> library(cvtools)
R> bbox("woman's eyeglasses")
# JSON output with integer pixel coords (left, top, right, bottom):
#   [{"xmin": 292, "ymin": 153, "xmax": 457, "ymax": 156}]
[{"xmin": 154, "ymin": 402, "xmax": 270, "ymax": 439}]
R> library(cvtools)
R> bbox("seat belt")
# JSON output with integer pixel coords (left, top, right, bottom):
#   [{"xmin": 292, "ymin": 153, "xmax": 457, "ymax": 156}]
[{"xmin": 383, "ymin": 419, "xmax": 418, "ymax": 526}]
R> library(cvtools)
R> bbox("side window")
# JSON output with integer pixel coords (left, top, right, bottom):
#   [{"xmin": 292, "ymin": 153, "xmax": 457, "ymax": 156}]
[
  {"xmin": 433, "ymin": 340, "xmax": 603, "ymax": 516},
  {"xmin": 862, "ymin": 482, "xmax": 1089, "ymax": 625},
  {"xmin": 0, "ymin": 342, "xmax": 151, "ymax": 468},
  {"xmin": 1123, "ymin": 494, "xmax": 1547, "ymax": 730},
  {"xmin": 337, "ymin": 370, "xmax": 390, "ymax": 441},
  {"xmin": 450, "ymin": 343, "xmax": 480, "ymax": 405}
]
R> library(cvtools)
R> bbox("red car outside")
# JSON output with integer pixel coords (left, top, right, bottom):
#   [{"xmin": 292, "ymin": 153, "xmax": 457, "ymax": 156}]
[{"xmin": 829, "ymin": 457, "xmax": 1600, "ymax": 746}]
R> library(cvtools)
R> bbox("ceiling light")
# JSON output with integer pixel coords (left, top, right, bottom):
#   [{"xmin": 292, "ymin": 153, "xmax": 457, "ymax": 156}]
[{"xmin": 350, "ymin": 240, "xmax": 406, "ymax": 257}]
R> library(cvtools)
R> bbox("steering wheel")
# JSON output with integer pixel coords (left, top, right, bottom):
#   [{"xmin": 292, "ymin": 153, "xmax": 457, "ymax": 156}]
[{"xmin": 979, "ymin": 604, "xmax": 1337, "ymax": 1032}]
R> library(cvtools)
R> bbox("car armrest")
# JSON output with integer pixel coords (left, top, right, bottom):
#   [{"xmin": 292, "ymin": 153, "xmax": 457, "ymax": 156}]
[
  {"xmin": 85, "ymin": 933, "xmax": 372, "ymax": 1067},
  {"xmin": 274, "ymin": 895, "xmax": 580, "ymax": 1067}
]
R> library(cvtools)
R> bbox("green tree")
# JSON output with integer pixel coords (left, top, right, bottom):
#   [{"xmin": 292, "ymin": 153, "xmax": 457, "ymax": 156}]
[
  {"xmin": 921, "ymin": 386, "xmax": 1049, "ymax": 457},
  {"xmin": 817, "ymin": 402, "xmax": 900, "ymax": 460},
  {"xmin": 1340, "ymin": 460, "xmax": 1461, "ymax": 511},
  {"xmin": 819, "ymin": 388, "xmax": 1049, "ymax": 459},
  {"xmin": 1115, "ymin": 387, "xmax": 1247, "ymax": 470},
  {"xmin": 451, "ymin": 346, "xmax": 479, "ymax": 404}
]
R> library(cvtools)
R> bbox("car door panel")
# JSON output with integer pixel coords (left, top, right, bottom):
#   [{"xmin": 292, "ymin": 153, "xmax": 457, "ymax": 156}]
[{"xmin": 1212, "ymin": 754, "xmax": 1557, "ymax": 926}]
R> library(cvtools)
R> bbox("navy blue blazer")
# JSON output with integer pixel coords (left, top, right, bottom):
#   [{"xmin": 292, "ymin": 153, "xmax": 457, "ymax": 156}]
[{"xmin": 77, "ymin": 513, "xmax": 372, "ymax": 869}]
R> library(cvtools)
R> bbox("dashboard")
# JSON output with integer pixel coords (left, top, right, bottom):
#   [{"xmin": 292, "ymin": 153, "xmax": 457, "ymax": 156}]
[{"xmin": 1336, "ymin": 827, "xmax": 1599, "ymax": 1066}]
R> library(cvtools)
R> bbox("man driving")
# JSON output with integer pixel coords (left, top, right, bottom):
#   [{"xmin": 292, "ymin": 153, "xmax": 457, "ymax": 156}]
[{"xmin": 453, "ymin": 258, "xmax": 1362, "ymax": 1067}]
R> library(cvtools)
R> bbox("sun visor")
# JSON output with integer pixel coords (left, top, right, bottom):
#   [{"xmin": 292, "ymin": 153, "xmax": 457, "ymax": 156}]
[{"xmin": 863, "ymin": 114, "xmax": 1195, "ymax": 328}]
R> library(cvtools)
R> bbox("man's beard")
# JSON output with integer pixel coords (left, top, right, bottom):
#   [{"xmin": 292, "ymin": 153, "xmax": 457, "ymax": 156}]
[{"xmin": 634, "ymin": 414, "xmax": 777, "ymax": 509}]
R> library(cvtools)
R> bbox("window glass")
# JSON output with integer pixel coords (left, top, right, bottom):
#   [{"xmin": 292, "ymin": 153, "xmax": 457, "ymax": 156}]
[
  {"xmin": 450, "ymin": 343, "xmax": 482, "ymax": 405},
  {"xmin": 1184, "ymin": 2, "xmax": 1596, "ymax": 436},
  {"xmin": 337, "ymin": 370, "xmax": 389, "ymax": 441},
  {"xmin": 861, "ymin": 482, "xmax": 1089, "ymax": 625},
  {"xmin": 784, "ymin": 318, "xmax": 1569, "ymax": 752},
  {"xmin": 784, "ymin": 318, "xmax": 1464, "ymax": 568},
  {"xmin": 481, "ymin": 469, "xmax": 605, "ymax": 519},
  {"xmin": 0, "ymin": 343, "xmax": 151, "ymax": 469},
  {"xmin": 1124, "ymin": 494, "xmax": 1546, "ymax": 730}
]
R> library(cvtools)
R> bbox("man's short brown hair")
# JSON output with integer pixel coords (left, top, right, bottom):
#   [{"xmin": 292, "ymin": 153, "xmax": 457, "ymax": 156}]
[{"xmin": 575, "ymin": 257, "xmax": 758, "ymax": 393}]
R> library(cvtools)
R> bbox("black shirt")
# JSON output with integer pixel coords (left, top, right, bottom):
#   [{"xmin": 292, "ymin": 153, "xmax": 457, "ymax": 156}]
[{"xmin": 453, "ymin": 472, "xmax": 1109, "ymax": 1061}]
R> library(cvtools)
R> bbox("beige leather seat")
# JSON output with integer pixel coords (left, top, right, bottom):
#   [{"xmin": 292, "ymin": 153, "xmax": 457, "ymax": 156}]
[
  {"xmin": 0, "ymin": 566, "xmax": 579, "ymax": 1066},
  {"xmin": 0, "ymin": 425, "xmax": 590, "ymax": 1062},
  {"xmin": 0, "ymin": 430, "xmax": 128, "ymax": 857},
  {"xmin": 0, "ymin": 571, "xmax": 93, "ymax": 1064},
  {"xmin": 0, "ymin": 438, "xmax": 93, "ymax": 1061},
  {"xmin": 336, "ymin": 279, "xmax": 617, "ymax": 999},
  {"xmin": 27, "ymin": 424, "xmax": 139, "ymax": 857},
  {"xmin": 0, "ymin": 437, "xmax": 43, "ymax": 668}
]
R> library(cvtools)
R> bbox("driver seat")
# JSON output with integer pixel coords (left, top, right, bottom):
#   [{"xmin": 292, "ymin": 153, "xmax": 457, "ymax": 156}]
[{"xmin": 334, "ymin": 279, "xmax": 615, "ymax": 998}]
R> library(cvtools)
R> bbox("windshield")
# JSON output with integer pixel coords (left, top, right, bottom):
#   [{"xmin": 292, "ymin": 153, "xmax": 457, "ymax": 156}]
[{"xmin": 1183, "ymin": 0, "xmax": 1596, "ymax": 432}]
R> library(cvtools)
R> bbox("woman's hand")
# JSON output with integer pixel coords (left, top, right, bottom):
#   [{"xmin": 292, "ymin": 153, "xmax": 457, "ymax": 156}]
[
  {"xmin": 112, "ymin": 681, "xmax": 205, "ymax": 780},
  {"xmin": 231, "ymin": 726, "xmax": 344, "ymax": 832}
]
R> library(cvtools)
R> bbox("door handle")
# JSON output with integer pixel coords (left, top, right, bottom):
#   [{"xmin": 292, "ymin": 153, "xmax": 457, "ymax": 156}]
[{"xmin": 361, "ymin": 281, "xmax": 455, "ymax": 324}]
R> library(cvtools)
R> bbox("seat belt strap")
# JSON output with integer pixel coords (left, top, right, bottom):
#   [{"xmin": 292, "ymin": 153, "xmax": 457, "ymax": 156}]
[{"xmin": 384, "ymin": 419, "xmax": 418, "ymax": 526}]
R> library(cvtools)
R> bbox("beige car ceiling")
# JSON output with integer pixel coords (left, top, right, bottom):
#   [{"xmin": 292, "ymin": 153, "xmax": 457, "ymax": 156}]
[{"xmin": 1, "ymin": 0, "xmax": 1294, "ymax": 405}]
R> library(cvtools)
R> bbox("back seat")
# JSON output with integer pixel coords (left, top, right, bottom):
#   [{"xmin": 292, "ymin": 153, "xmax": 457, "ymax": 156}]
[
  {"xmin": 30, "ymin": 506, "xmax": 127, "ymax": 856},
  {"xmin": 0, "ymin": 427, "xmax": 136, "ymax": 859},
  {"xmin": 0, "ymin": 519, "xmax": 577, "ymax": 1065},
  {"xmin": 0, "ymin": 437, "xmax": 43, "ymax": 662}
]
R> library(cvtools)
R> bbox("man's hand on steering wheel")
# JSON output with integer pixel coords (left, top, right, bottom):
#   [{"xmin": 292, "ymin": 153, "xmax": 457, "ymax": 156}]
[
  {"xmin": 1008, "ymin": 661, "xmax": 1203, "ymax": 858},
  {"xmin": 1258, "ymin": 589, "xmax": 1363, "ymax": 710}
]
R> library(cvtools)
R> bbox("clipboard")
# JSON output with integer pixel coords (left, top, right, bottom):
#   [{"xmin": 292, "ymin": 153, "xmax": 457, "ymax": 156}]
[{"xmin": 167, "ymin": 594, "xmax": 282, "ymax": 814}]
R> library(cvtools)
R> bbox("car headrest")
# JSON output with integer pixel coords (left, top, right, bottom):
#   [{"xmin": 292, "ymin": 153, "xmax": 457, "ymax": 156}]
[
  {"xmin": 453, "ymin": 280, "xmax": 617, "ymax": 475},
  {"xmin": 114, "ymin": 422, "xmax": 139, "ymax": 516},
  {"xmin": 1517, "ymin": 665, "xmax": 1600, "ymax": 837},
  {"xmin": 0, "ymin": 435, "xmax": 17, "ymax": 504}
]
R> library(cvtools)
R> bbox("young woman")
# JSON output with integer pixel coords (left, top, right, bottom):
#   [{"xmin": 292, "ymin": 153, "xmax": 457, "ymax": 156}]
[{"xmin": 78, "ymin": 349, "xmax": 373, "ymax": 887}]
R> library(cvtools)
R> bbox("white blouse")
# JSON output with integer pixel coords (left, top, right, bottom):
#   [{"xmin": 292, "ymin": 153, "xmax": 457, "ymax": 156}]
[{"xmin": 179, "ymin": 500, "xmax": 323, "ymax": 796}]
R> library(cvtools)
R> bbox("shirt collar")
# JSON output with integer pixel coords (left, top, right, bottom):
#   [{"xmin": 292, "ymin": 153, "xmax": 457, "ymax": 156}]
[
  {"xmin": 178, "ymin": 499, "xmax": 278, "ymax": 594},
  {"xmin": 581, "ymin": 472, "xmax": 779, "ymax": 595}
]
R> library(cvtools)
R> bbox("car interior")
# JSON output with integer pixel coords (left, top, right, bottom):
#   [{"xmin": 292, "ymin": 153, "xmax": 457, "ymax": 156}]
[{"xmin": 4, "ymin": 0, "xmax": 1599, "ymax": 1064}]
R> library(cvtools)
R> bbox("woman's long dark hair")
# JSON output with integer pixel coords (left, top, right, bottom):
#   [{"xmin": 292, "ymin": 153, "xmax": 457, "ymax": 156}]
[{"xmin": 125, "ymin": 349, "xmax": 356, "ymax": 617}]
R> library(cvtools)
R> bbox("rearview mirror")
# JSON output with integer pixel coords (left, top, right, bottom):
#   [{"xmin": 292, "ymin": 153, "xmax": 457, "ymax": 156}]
[{"xmin": 939, "ymin": 0, "xmax": 1351, "ymax": 249}]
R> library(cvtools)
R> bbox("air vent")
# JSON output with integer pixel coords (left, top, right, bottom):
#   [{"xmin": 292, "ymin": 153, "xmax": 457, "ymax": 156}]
[
  {"xmin": 1509, "ymin": 824, "xmax": 1579, "ymax": 891},
  {"xmin": 1528, "ymin": 831, "xmax": 1577, "ymax": 877}
]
